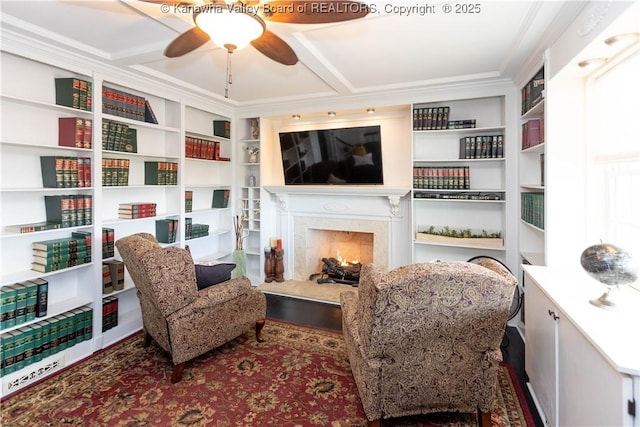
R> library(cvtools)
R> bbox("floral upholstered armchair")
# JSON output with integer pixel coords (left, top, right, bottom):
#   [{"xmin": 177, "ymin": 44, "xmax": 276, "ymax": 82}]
[
  {"xmin": 116, "ymin": 233, "xmax": 266, "ymax": 383},
  {"xmin": 340, "ymin": 261, "xmax": 517, "ymax": 427}
]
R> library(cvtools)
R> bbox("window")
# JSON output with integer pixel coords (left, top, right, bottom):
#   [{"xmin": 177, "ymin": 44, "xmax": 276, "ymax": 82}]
[{"xmin": 586, "ymin": 48, "xmax": 640, "ymax": 289}]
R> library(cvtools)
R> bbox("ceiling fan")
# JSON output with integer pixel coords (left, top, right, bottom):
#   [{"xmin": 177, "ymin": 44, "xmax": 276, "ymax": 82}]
[{"xmin": 137, "ymin": 0, "xmax": 371, "ymax": 66}]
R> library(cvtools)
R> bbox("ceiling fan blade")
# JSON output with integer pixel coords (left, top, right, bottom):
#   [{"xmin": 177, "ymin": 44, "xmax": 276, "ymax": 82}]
[
  {"xmin": 251, "ymin": 30, "xmax": 298, "ymax": 65},
  {"xmin": 164, "ymin": 26, "xmax": 211, "ymax": 58},
  {"xmin": 261, "ymin": 1, "xmax": 370, "ymax": 24}
]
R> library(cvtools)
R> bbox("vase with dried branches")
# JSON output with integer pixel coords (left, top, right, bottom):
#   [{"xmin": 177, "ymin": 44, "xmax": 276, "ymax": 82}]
[{"xmin": 232, "ymin": 213, "xmax": 248, "ymax": 279}]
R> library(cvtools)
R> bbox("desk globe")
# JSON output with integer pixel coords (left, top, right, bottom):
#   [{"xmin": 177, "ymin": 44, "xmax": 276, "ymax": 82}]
[{"xmin": 580, "ymin": 243, "xmax": 638, "ymax": 309}]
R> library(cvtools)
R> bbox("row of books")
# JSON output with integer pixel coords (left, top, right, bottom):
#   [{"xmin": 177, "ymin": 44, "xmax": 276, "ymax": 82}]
[
  {"xmin": 522, "ymin": 119, "xmax": 544, "ymax": 150},
  {"xmin": 522, "ymin": 67, "xmax": 545, "ymax": 115},
  {"xmin": 102, "ymin": 296, "xmax": 119, "ymax": 333},
  {"xmin": 459, "ymin": 135, "xmax": 504, "ymax": 159},
  {"xmin": 55, "ymin": 77, "xmax": 92, "ymax": 111},
  {"xmin": 102, "ymin": 86, "xmax": 158, "ymax": 124},
  {"xmin": 102, "ymin": 158, "xmax": 130, "ymax": 186},
  {"xmin": 59, "ymin": 117, "xmax": 92, "ymax": 149},
  {"xmin": 185, "ymin": 218, "xmax": 209, "ymax": 240},
  {"xmin": 102, "ymin": 261, "xmax": 124, "ymax": 294},
  {"xmin": 413, "ymin": 167, "xmax": 470, "ymax": 190},
  {"xmin": 103, "ymin": 227, "xmax": 115, "ymax": 259},
  {"xmin": 185, "ymin": 136, "xmax": 224, "ymax": 161},
  {"xmin": 31, "ymin": 234, "xmax": 92, "ymax": 273},
  {"xmin": 156, "ymin": 219, "xmax": 179, "ymax": 244},
  {"xmin": 44, "ymin": 194, "xmax": 93, "ymax": 228},
  {"xmin": 213, "ymin": 120, "xmax": 231, "ymax": 139},
  {"xmin": 185, "ymin": 191, "xmax": 193, "ymax": 213},
  {"xmin": 412, "ymin": 106, "xmax": 478, "ymax": 131},
  {"xmin": 102, "ymin": 119, "xmax": 137, "ymax": 153},
  {"xmin": 0, "ymin": 278, "xmax": 48, "ymax": 330},
  {"xmin": 118, "ymin": 202, "xmax": 157, "ymax": 219},
  {"xmin": 0, "ymin": 305, "xmax": 93, "ymax": 376},
  {"xmin": 40, "ymin": 156, "xmax": 92, "ymax": 188},
  {"xmin": 144, "ymin": 161, "xmax": 178, "ymax": 185},
  {"xmin": 521, "ymin": 192, "xmax": 544, "ymax": 230},
  {"xmin": 414, "ymin": 191, "xmax": 504, "ymax": 201}
]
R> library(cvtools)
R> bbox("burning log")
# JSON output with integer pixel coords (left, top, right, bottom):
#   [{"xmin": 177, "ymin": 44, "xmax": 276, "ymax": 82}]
[{"xmin": 317, "ymin": 257, "xmax": 361, "ymax": 285}]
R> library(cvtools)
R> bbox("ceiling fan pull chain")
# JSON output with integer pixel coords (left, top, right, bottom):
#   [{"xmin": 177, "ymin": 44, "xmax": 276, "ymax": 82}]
[{"xmin": 225, "ymin": 47, "xmax": 234, "ymax": 99}]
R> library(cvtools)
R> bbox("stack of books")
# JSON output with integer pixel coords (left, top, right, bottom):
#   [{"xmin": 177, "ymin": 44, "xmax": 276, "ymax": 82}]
[
  {"xmin": 31, "ymin": 236, "xmax": 91, "ymax": 273},
  {"xmin": 185, "ymin": 136, "xmax": 222, "ymax": 160},
  {"xmin": 44, "ymin": 194, "xmax": 93, "ymax": 228},
  {"xmin": 101, "ymin": 296, "xmax": 119, "ymax": 332},
  {"xmin": 144, "ymin": 161, "xmax": 178, "ymax": 185},
  {"xmin": 118, "ymin": 202, "xmax": 157, "ymax": 219},
  {"xmin": 156, "ymin": 218, "xmax": 179, "ymax": 243},
  {"xmin": 185, "ymin": 191, "xmax": 193, "ymax": 213},
  {"xmin": 58, "ymin": 117, "xmax": 92, "ymax": 149},
  {"xmin": 102, "ymin": 227, "xmax": 115, "ymax": 258},
  {"xmin": 459, "ymin": 135, "xmax": 504, "ymax": 159},
  {"xmin": 102, "ymin": 86, "xmax": 157, "ymax": 124},
  {"xmin": 101, "ymin": 158, "xmax": 130, "ymax": 186},
  {"xmin": 184, "ymin": 217, "xmax": 209, "ymax": 240},
  {"xmin": 102, "ymin": 119, "xmax": 137, "ymax": 152},
  {"xmin": 55, "ymin": 77, "xmax": 92, "ymax": 111},
  {"xmin": 40, "ymin": 156, "xmax": 92, "ymax": 188},
  {"xmin": 413, "ymin": 167, "xmax": 470, "ymax": 190}
]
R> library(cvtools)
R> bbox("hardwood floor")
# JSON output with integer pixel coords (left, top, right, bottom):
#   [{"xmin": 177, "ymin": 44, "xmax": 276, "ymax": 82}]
[{"xmin": 266, "ymin": 293, "xmax": 543, "ymax": 427}]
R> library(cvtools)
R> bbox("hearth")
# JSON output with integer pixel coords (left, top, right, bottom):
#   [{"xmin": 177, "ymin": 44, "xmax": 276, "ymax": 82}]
[{"xmin": 313, "ymin": 257, "xmax": 361, "ymax": 286}]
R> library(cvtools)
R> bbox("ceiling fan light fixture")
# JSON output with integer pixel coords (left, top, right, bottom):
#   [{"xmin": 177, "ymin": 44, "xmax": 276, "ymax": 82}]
[
  {"xmin": 578, "ymin": 58, "xmax": 607, "ymax": 69},
  {"xmin": 292, "ymin": 114, "xmax": 301, "ymax": 119},
  {"xmin": 604, "ymin": 32, "xmax": 640, "ymax": 47},
  {"xmin": 367, "ymin": 108, "xmax": 375, "ymax": 114},
  {"xmin": 328, "ymin": 111, "xmax": 336, "ymax": 117},
  {"xmin": 195, "ymin": 8, "xmax": 266, "ymax": 50}
]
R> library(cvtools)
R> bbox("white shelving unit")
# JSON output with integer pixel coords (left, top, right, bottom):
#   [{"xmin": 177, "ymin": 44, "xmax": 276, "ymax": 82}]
[
  {"xmin": 411, "ymin": 97, "xmax": 509, "ymax": 266},
  {"xmin": 0, "ymin": 51, "xmax": 235, "ymax": 396},
  {"xmin": 235, "ymin": 118, "xmax": 263, "ymax": 285}
]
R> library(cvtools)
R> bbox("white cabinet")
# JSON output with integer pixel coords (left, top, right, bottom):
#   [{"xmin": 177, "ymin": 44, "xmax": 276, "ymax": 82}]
[
  {"xmin": 524, "ymin": 265, "xmax": 639, "ymax": 426},
  {"xmin": 411, "ymin": 96, "xmax": 509, "ymax": 265}
]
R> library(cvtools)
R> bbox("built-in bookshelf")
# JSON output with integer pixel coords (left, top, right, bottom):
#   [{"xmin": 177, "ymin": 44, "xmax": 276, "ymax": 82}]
[
  {"xmin": 518, "ymin": 64, "xmax": 546, "ymax": 268},
  {"xmin": 411, "ymin": 96, "xmax": 509, "ymax": 266},
  {"xmin": 236, "ymin": 118, "xmax": 263, "ymax": 284},
  {"xmin": 0, "ymin": 51, "xmax": 235, "ymax": 396}
]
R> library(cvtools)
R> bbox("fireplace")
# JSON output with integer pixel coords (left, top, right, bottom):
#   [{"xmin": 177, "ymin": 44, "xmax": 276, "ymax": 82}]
[
  {"xmin": 305, "ymin": 229, "xmax": 373, "ymax": 285},
  {"xmin": 264, "ymin": 186, "xmax": 411, "ymax": 282}
]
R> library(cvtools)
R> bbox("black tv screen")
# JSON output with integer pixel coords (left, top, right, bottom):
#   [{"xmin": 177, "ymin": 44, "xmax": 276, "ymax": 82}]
[{"xmin": 279, "ymin": 125, "xmax": 383, "ymax": 185}]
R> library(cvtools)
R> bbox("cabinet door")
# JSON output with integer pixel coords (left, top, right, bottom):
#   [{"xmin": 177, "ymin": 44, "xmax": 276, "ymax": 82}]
[
  {"xmin": 558, "ymin": 316, "xmax": 634, "ymax": 426},
  {"xmin": 525, "ymin": 273, "xmax": 558, "ymax": 426}
]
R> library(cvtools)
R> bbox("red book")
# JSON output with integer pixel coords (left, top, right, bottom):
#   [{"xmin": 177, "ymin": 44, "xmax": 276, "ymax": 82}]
[{"xmin": 58, "ymin": 117, "xmax": 85, "ymax": 148}]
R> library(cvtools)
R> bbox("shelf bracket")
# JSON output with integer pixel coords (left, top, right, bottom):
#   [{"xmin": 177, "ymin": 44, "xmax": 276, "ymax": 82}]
[
  {"xmin": 388, "ymin": 195, "xmax": 401, "ymax": 216},
  {"xmin": 275, "ymin": 194, "xmax": 289, "ymax": 211}
]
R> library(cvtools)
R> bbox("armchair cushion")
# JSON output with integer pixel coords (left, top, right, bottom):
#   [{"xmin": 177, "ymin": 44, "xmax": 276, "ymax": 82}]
[{"xmin": 194, "ymin": 260, "xmax": 236, "ymax": 290}]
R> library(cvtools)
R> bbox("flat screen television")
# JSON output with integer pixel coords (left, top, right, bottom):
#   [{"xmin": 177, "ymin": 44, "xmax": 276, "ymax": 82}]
[{"xmin": 279, "ymin": 125, "xmax": 383, "ymax": 185}]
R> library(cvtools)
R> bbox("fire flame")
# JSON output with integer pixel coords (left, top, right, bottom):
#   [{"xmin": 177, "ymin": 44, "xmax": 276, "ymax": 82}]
[{"xmin": 336, "ymin": 251, "xmax": 359, "ymax": 266}]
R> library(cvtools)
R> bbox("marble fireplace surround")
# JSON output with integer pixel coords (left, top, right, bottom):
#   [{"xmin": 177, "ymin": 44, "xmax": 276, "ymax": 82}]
[{"xmin": 264, "ymin": 186, "xmax": 410, "ymax": 283}]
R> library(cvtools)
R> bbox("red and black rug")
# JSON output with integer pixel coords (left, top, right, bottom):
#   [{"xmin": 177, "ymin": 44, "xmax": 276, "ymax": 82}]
[{"xmin": 1, "ymin": 320, "xmax": 534, "ymax": 426}]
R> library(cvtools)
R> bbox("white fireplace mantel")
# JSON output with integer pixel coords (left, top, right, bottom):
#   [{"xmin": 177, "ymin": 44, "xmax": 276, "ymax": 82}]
[{"xmin": 264, "ymin": 185, "xmax": 410, "ymax": 216}]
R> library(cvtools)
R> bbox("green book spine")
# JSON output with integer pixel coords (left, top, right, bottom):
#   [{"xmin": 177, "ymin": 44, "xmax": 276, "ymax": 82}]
[
  {"xmin": 54, "ymin": 77, "xmax": 82, "ymax": 109},
  {"xmin": 12, "ymin": 283, "xmax": 28, "ymax": 326},
  {"xmin": 213, "ymin": 120, "xmax": 231, "ymax": 138},
  {"xmin": 40, "ymin": 156, "xmax": 67, "ymax": 188},
  {"xmin": 50, "ymin": 315, "xmax": 63, "ymax": 354},
  {"xmin": 24, "ymin": 281, "xmax": 37, "ymax": 322},
  {"xmin": 63, "ymin": 312, "xmax": 76, "ymax": 348},
  {"xmin": 69, "ymin": 309, "xmax": 84, "ymax": 343},
  {"xmin": 212, "ymin": 189, "xmax": 230, "ymax": 208},
  {"xmin": 12, "ymin": 328, "xmax": 27, "ymax": 370},
  {"xmin": 1, "ymin": 331, "xmax": 17, "ymax": 375},
  {"xmin": 18, "ymin": 326, "xmax": 35, "ymax": 369},
  {"xmin": 0, "ymin": 285, "xmax": 17, "ymax": 329},
  {"xmin": 82, "ymin": 306, "xmax": 93, "ymax": 340},
  {"xmin": 31, "ymin": 322, "xmax": 44, "ymax": 363},
  {"xmin": 40, "ymin": 319, "xmax": 52, "ymax": 357},
  {"xmin": 30, "ymin": 278, "xmax": 48, "ymax": 317}
]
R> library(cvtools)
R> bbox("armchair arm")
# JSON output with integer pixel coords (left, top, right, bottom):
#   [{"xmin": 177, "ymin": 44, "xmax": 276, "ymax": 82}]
[{"xmin": 186, "ymin": 277, "xmax": 253, "ymax": 311}]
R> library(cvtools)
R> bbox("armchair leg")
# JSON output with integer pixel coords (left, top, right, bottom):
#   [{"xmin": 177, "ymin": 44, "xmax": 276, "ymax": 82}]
[
  {"xmin": 477, "ymin": 409, "xmax": 491, "ymax": 427},
  {"xmin": 142, "ymin": 331, "xmax": 152, "ymax": 347},
  {"xmin": 255, "ymin": 320, "xmax": 266, "ymax": 342},
  {"xmin": 171, "ymin": 362, "xmax": 185, "ymax": 383}
]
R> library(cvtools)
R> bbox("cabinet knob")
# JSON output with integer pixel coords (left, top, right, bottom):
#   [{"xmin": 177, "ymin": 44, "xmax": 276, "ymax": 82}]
[{"xmin": 547, "ymin": 309, "xmax": 559, "ymax": 320}]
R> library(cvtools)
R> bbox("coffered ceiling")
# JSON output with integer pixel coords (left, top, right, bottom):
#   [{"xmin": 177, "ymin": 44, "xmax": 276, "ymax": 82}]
[{"xmin": 0, "ymin": 1, "xmax": 586, "ymax": 107}]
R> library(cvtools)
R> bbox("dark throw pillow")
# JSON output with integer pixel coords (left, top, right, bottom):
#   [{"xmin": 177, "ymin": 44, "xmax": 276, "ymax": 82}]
[{"xmin": 194, "ymin": 261, "xmax": 236, "ymax": 290}]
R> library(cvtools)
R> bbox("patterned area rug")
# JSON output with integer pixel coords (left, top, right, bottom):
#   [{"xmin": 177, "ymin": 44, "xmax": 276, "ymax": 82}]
[{"xmin": 1, "ymin": 320, "xmax": 534, "ymax": 426}]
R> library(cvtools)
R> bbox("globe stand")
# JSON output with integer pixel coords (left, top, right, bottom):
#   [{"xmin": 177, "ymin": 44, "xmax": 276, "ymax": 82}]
[{"xmin": 589, "ymin": 286, "xmax": 623, "ymax": 310}]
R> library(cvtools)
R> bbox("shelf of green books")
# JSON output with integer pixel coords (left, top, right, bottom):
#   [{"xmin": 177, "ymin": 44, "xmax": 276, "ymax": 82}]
[{"xmin": 0, "ymin": 294, "xmax": 92, "ymax": 334}]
